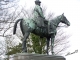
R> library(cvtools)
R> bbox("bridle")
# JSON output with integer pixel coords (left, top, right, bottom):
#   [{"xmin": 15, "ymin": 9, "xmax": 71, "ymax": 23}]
[{"xmin": 51, "ymin": 15, "xmax": 66, "ymax": 27}]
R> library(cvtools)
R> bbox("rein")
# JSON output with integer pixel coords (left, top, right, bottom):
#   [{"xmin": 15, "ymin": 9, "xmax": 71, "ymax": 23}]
[{"xmin": 51, "ymin": 22, "xmax": 65, "ymax": 27}]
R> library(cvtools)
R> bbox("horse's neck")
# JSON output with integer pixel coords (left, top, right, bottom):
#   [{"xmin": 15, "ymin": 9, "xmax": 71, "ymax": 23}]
[{"xmin": 51, "ymin": 16, "xmax": 61, "ymax": 26}]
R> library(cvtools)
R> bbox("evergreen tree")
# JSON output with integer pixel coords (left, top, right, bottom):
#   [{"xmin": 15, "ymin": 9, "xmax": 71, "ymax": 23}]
[
  {"xmin": 6, "ymin": 43, "xmax": 22, "ymax": 55},
  {"xmin": 30, "ymin": 33, "xmax": 46, "ymax": 54}
]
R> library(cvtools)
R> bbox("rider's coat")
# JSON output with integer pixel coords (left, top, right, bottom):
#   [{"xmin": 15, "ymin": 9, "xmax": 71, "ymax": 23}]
[{"xmin": 33, "ymin": 5, "xmax": 46, "ymax": 27}]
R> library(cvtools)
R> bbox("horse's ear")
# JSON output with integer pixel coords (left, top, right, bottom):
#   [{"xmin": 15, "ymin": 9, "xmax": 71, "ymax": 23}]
[{"xmin": 62, "ymin": 13, "xmax": 64, "ymax": 15}]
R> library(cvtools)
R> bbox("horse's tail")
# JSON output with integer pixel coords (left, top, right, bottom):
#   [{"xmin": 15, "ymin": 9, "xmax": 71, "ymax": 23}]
[{"xmin": 13, "ymin": 19, "xmax": 22, "ymax": 34}]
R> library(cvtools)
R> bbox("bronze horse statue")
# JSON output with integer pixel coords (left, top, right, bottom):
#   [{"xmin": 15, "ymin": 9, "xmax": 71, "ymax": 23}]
[{"xmin": 13, "ymin": 13, "xmax": 70, "ymax": 54}]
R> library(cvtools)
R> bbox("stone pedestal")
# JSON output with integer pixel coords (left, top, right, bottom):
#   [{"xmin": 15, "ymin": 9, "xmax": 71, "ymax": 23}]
[{"xmin": 9, "ymin": 53, "xmax": 66, "ymax": 60}]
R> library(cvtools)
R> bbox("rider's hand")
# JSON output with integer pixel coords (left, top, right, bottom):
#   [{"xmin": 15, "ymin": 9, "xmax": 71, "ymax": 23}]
[{"xmin": 43, "ymin": 17, "xmax": 45, "ymax": 19}]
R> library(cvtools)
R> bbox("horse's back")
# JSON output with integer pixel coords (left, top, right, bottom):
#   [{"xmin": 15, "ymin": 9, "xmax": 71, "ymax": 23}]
[{"xmin": 23, "ymin": 18, "xmax": 36, "ymax": 29}]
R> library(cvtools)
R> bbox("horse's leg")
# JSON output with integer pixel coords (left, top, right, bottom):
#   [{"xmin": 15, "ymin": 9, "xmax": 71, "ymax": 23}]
[
  {"xmin": 51, "ymin": 34, "xmax": 55, "ymax": 55},
  {"xmin": 46, "ymin": 38, "xmax": 50, "ymax": 55},
  {"xmin": 20, "ymin": 20, "xmax": 25, "ymax": 35},
  {"xmin": 22, "ymin": 32, "xmax": 30, "ymax": 52}
]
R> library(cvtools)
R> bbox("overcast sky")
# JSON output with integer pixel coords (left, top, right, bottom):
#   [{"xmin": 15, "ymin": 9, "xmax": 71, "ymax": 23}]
[
  {"xmin": 0, "ymin": 0, "xmax": 80, "ymax": 59},
  {"xmin": 1, "ymin": 0, "xmax": 80, "ymax": 59},
  {"xmin": 18, "ymin": 0, "xmax": 80, "ymax": 60}
]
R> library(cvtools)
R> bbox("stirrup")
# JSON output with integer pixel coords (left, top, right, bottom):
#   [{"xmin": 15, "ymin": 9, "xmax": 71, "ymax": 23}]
[{"xmin": 49, "ymin": 32, "xmax": 54, "ymax": 34}]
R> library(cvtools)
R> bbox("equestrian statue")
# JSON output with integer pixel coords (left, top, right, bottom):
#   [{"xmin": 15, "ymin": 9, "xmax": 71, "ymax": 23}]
[{"xmin": 13, "ymin": 0, "xmax": 70, "ymax": 55}]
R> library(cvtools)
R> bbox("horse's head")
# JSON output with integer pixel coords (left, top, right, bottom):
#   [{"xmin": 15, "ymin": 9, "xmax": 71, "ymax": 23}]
[{"xmin": 60, "ymin": 13, "xmax": 70, "ymax": 26}]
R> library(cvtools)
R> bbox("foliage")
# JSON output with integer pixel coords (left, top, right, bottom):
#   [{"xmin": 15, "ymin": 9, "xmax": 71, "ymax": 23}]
[
  {"xmin": 6, "ymin": 43, "xmax": 22, "ymax": 55},
  {"xmin": 30, "ymin": 33, "xmax": 46, "ymax": 54},
  {"xmin": 6, "ymin": 33, "xmax": 47, "ymax": 55}
]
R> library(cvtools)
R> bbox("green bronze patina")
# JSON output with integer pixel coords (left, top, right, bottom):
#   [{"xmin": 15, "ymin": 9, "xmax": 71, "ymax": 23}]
[
  {"xmin": 13, "ymin": 0, "xmax": 70, "ymax": 55},
  {"xmin": 13, "ymin": 13, "xmax": 70, "ymax": 54},
  {"xmin": 33, "ymin": 0, "xmax": 48, "ymax": 28}
]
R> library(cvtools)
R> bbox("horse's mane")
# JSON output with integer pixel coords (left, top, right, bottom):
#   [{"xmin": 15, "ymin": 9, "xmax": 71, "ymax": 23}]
[{"xmin": 50, "ymin": 15, "xmax": 62, "ymax": 22}]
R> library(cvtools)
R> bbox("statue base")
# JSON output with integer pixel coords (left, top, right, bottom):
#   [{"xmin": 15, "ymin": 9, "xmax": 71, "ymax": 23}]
[{"xmin": 9, "ymin": 53, "xmax": 66, "ymax": 60}]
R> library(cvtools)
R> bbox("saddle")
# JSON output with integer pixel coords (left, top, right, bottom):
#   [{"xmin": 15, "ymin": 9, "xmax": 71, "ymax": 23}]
[
  {"xmin": 37, "ymin": 20, "xmax": 48, "ymax": 28},
  {"xmin": 32, "ymin": 18, "xmax": 53, "ymax": 34}
]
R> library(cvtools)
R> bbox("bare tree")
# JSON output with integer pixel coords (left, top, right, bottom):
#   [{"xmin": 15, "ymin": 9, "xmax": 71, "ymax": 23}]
[
  {"xmin": 53, "ymin": 28, "xmax": 71, "ymax": 56},
  {"xmin": 0, "ymin": 0, "xmax": 21, "ymax": 57},
  {"xmin": 0, "ymin": 0, "xmax": 19, "ymax": 37}
]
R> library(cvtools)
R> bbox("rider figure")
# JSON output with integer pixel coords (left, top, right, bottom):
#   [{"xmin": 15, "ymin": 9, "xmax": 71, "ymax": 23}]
[
  {"xmin": 33, "ymin": 0, "xmax": 48, "ymax": 27},
  {"xmin": 33, "ymin": 0, "xmax": 53, "ymax": 34}
]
